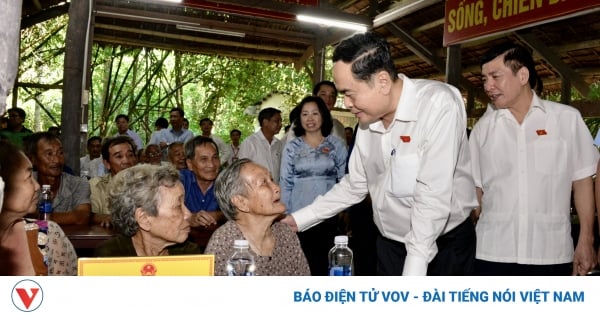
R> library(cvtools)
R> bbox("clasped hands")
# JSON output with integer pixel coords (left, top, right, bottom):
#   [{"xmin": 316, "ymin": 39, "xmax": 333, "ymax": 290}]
[{"xmin": 190, "ymin": 210, "xmax": 218, "ymax": 228}]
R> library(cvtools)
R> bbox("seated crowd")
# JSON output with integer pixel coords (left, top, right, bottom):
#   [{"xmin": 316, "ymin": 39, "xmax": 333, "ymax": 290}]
[
  {"xmin": 0, "ymin": 105, "xmax": 321, "ymax": 275},
  {"xmin": 4, "ymin": 42, "xmax": 598, "ymax": 277}
]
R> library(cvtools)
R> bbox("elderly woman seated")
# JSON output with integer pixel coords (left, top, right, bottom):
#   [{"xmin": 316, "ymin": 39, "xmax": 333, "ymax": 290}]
[
  {"xmin": 205, "ymin": 158, "xmax": 310, "ymax": 275},
  {"xmin": 0, "ymin": 141, "xmax": 77, "ymax": 276},
  {"xmin": 95, "ymin": 164, "xmax": 200, "ymax": 256}
]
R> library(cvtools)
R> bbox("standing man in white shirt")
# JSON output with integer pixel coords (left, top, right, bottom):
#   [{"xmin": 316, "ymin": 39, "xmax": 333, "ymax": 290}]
[
  {"xmin": 149, "ymin": 117, "xmax": 169, "ymax": 147},
  {"xmin": 199, "ymin": 118, "xmax": 231, "ymax": 166},
  {"xmin": 470, "ymin": 43, "xmax": 598, "ymax": 276},
  {"xmin": 238, "ymin": 107, "xmax": 283, "ymax": 184},
  {"xmin": 114, "ymin": 114, "xmax": 143, "ymax": 152},
  {"xmin": 80, "ymin": 136, "xmax": 102, "ymax": 175},
  {"xmin": 282, "ymin": 31, "xmax": 477, "ymax": 276}
]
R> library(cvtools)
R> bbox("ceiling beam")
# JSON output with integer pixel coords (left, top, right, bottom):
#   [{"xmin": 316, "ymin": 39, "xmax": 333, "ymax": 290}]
[
  {"xmin": 200, "ymin": 0, "xmax": 372, "ymax": 26},
  {"xmin": 373, "ymin": 0, "xmax": 442, "ymax": 28},
  {"xmin": 94, "ymin": 5, "xmax": 316, "ymax": 44},
  {"xmin": 570, "ymin": 99, "xmax": 600, "ymax": 118},
  {"xmin": 94, "ymin": 35, "xmax": 296, "ymax": 63},
  {"xmin": 21, "ymin": 2, "xmax": 69, "ymax": 29},
  {"xmin": 384, "ymin": 21, "xmax": 488, "ymax": 103},
  {"xmin": 94, "ymin": 23, "xmax": 305, "ymax": 54},
  {"xmin": 516, "ymin": 29, "xmax": 590, "ymax": 97},
  {"xmin": 295, "ymin": 45, "xmax": 314, "ymax": 71},
  {"xmin": 411, "ymin": 18, "xmax": 444, "ymax": 35}
]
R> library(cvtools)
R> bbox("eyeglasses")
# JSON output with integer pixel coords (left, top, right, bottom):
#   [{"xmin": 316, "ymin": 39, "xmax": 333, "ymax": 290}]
[{"xmin": 147, "ymin": 153, "xmax": 161, "ymax": 158}]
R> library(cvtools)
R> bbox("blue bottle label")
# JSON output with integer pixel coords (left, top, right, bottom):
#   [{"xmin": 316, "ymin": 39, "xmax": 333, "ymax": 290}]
[
  {"xmin": 329, "ymin": 266, "xmax": 352, "ymax": 276},
  {"xmin": 39, "ymin": 201, "xmax": 52, "ymax": 213}
]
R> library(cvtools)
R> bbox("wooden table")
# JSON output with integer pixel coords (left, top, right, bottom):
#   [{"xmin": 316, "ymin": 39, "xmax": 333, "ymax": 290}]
[
  {"xmin": 62, "ymin": 224, "xmax": 217, "ymax": 252},
  {"xmin": 61, "ymin": 225, "xmax": 117, "ymax": 250}
]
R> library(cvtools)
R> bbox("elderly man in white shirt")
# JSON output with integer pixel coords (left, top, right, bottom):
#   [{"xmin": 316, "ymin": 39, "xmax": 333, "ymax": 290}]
[
  {"xmin": 470, "ymin": 43, "xmax": 598, "ymax": 276},
  {"xmin": 282, "ymin": 32, "xmax": 477, "ymax": 276}
]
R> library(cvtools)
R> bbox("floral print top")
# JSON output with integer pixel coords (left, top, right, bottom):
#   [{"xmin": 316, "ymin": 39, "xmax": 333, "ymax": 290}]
[{"xmin": 24, "ymin": 219, "xmax": 78, "ymax": 276}]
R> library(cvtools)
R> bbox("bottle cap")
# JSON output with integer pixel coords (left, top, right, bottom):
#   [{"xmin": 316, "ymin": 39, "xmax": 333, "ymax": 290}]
[
  {"xmin": 42, "ymin": 184, "xmax": 51, "ymax": 189},
  {"xmin": 334, "ymin": 235, "xmax": 348, "ymax": 244},
  {"xmin": 233, "ymin": 239, "xmax": 249, "ymax": 248}
]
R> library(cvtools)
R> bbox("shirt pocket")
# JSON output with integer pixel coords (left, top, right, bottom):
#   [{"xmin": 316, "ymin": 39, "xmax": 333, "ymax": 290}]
[
  {"xmin": 389, "ymin": 152, "xmax": 420, "ymax": 198},
  {"xmin": 533, "ymin": 138, "xmax": 567, "ymax": 175}
]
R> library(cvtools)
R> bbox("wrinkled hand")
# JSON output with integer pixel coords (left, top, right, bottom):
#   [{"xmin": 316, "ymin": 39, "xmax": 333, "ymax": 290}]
[
  {"xmin": 190, "ymin": 211, "xmax": 217, "ymax": 228},
  {"xmin": 280, "ymin": 215, "xmax": 298, "ymax": 232},
  {"xmin": 572, "ymin": 242, "xmax": 597, "ymax": 275}
]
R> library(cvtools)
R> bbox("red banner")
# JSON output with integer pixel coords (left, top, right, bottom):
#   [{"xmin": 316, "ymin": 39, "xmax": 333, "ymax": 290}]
[{"xmin": 443, "ymin": 0, "xmax": 600, "ymax": 46}]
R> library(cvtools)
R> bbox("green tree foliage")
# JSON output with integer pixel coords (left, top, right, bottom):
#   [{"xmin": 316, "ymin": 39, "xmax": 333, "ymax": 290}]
[
  {"xmin": 16, "ymin": 14, "xmax": 313, "ymax": 144},
  {"xmin": 17, "ymin": 15, "xmax": 67, "ymax": 132},
  {"xmin": 16, "ymin": 13, "xmax": 599, "ymax": 146},
  {"xmin": 87, "ymin": 46, "xmax": 312, "ymax": 142}
]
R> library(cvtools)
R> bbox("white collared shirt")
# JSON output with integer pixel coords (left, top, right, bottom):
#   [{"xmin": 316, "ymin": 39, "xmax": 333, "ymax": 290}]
[
  {"xmin": 470, "ymin": 92, "xmax": 599, "ymax": 264},
  {"xmin": 208, "ymin": 134, "xmax": 231, "ymax": 165},
  {"xmin": 292, "ymin": 74, "xmax": 477, "ymax": 275},
  {"xmin": 114, "ymin": 129, "xmax": 144, "ymax": 151},
  {"xmin": 80, "ymin": 154, "xmax": 91, "ymax": 174},
  {"xmin": 238, "ymin": 129, "xmax": 283, "ymax": 184}
]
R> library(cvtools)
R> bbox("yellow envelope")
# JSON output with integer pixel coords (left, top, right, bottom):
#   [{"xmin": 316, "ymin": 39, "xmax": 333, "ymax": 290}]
[{"xmin": 77, "ymin": 255, "xmax": 214, "ymax": 276}]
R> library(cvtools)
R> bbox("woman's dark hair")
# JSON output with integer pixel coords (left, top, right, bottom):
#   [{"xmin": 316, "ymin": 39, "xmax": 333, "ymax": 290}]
[{"xmin": 292, "ymin": 96, "xmax": 333, "ymax": 138}]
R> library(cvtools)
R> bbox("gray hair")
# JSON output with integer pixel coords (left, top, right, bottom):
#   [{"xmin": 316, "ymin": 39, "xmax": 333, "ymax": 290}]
[
  {"xmin": 214, "ymin": 158, "xmax": 252, "ymax": 221},
  {"xmin": 109, "ymin": 163, "xmax": 181, "ymax": 237}
]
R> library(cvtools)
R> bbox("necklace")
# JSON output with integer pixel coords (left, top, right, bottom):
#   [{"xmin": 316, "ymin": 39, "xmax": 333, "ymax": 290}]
[{"xmin": 244, "ymin": 233, "xmax": 274, "ymax": 256}]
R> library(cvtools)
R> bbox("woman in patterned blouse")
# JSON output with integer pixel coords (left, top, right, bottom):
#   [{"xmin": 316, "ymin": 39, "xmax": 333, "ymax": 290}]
[
  {"xmin": 279, "ymin": 96, "xmax": 348, "ymax": 276},
  {"xmin": 205, "ymin": 158, "xmax": 310, "ymax": 276},
  {"xmin": 0, "ymin": 141, "xmax": 77, "ymax": 276}
]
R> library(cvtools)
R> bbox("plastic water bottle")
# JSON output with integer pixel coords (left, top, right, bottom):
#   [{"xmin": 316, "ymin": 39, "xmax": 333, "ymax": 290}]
[
  {"xmin": 38, "ymin": 184, "xmax": 53, "ymax": 232},
  {"xmin": 328, "ymin": 235, "xmax": 353, "ymax": 276},
  {"xmin": 226, "ymin": 239, "xmax": 256, "ymax": 276}
]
